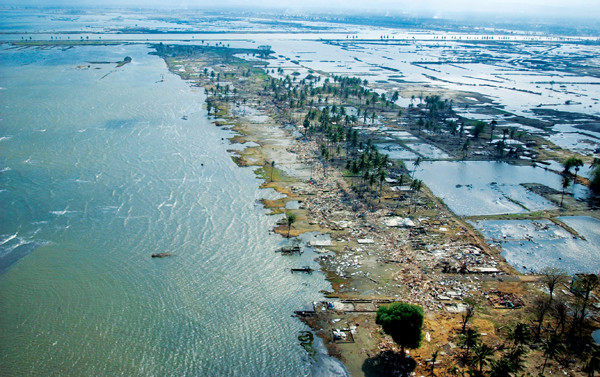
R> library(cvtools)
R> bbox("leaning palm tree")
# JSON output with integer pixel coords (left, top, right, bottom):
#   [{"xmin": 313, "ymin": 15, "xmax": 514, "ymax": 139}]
[{"xmin": 562, "ymin": 156, "xmax": 584, "ymax": 177}]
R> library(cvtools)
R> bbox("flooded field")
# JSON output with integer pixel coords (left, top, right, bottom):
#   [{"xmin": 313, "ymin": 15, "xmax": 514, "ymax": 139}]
[
  {"xmin": 471, "ymin": 216, "xmax": 600, "ymax": 274},
  {"xmin": 548, "ymin": 123, "xmax": 600, "ymax": 156},
  {"xmin": 256, "ymin": 39, "xmax": 600, "ymax": 120},
  {"xmin": 414, "ymin": 161, "xmax": 563, "ymax": 216},
  {"xmin": 375, "ymin": 143, "xmax": 420, "ymax": 160}
]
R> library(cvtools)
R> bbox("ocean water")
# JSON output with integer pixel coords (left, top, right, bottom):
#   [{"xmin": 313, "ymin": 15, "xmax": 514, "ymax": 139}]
[{"xmin": 0, "ymin": 44, "xmax": 339, "ymax": 376}]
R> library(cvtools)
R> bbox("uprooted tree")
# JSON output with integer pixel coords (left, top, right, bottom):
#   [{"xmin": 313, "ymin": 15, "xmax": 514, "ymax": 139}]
[{"xmin": 376, "ymin": 301, "xmax": 424, "ymax": 356}]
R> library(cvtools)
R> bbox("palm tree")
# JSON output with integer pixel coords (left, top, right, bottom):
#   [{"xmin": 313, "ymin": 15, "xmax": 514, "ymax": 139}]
[
  {"xmin": 506, "ymin": 345, "xmax": 527, "ymax": 374},
  {"xmin": 410, "ymin": 179, "xmax": 423, "ymax": 213},
  {"xmin": 412, "ymin": 156, "xmax": 423, "ymax": 178},
  {"xmin": 459, "ymin": 328, "xmax": 480, "ymax": 362},
  {"xmin": 489, "ymin": 358, "xmax": 513, "ymax": 377},
  {"xmin": 591, "ymin": 163, "xmax": 600, "ymax": 196},
  {"xmin": 461, "ymin": 303, "xmax": 475, "ymax": 334},
  {"xmin": 395, "ymin": 174, "xmax": 405, "ymax": 209},
  {"xmin": 270, "ymin": 161, "xmax": 275, "ymax": 182},
  {"xmin": 472, "ymin": 121, "xmax": 486, "ymax": 139},
  {"xmin": 573, "ymin": 274, "xmax": 599, "ymax": 336},
  {"xmin": 541, "ymin": 333, "xmax": 565, "ymax": 375},
  {"xmin": 533, "ymin": 296, "xmax": 550, "ymax": 341},
  {"xmin": 562, "ymin": 156, "xmax": 584, "ymax": 177},
  {"xmin": 560, "ymin": 174, "xmax": 571, "ymax": 207},
  {"xmin": 362, "ymin": 170, "xmax": 371, "ymax": 192},
  {"xmin": 417, "ymin": 117, "xmax": 424, "ymax": 134},
  {"xmin": 368, "ymin": 172, "xmax": 377, "ymax": 191},
  {"xmin": 583, "ymin": 346, "xmax": 600, "ymax": 377},
  {"xmin": 494, "ymin": 139, "xmax": 504, "ymax": 159},
  {"xmin": 381, "ymin": 154, "xmax": 389, "ymax": 169},
  {"xmin": 286, "ymin": 213, "xmax": 296, "ymax": 238},
  {"xmin": 552, "ymin": 298, "xmax": 568, "ymax": 335},
  {"xmin": 461, "ymin": 139, "xmax": 471, "ymax": 159},
  {"xmin": 377, "ymin": 169, "xmax": 387, "ymax": 201},
  {"xmin": 508, "ymin": 323, "xmax": 530, "ymax": 346},
  {"xmin": 489, "ymin": 119, "xmax": 497, "ymax": 144},
  {"xmin": 471, "ymin": 343, "xmax": 494, "ymax": 374},
  {"xmin": 429, "ymin": 349, "xmax": 439, "ymax": 377}
]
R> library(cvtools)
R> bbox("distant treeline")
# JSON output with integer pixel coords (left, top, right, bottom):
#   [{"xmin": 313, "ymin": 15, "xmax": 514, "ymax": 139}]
[
  {"xmin": 280, "ymin": 13, "xmax": 600, "ymax": 38},
  {"xmin": 151, "ymin": 43, "xmax": 272, "ymax": 60}
]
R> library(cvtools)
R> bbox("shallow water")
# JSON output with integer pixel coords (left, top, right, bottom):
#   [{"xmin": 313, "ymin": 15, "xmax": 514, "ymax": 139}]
[
  {"xmin": 471, "ymin": 216, "xmax": 600, "ymax": 274},
  {"xmin": 548, "ymin": 124, "xmax": 600, "ymax": 156},
  {"xmin": 0, "ymin": 44, "xmax": 336, "ymax": 376},
  {"xmin": 404, "ymin": 143, "xmax": 450, "ymax": 159},
  {"xmin": 375, "ymin": 143, "xmax": 419, "ymax": 160},
  {"xmin": 414, "ymin": 161, "xmax": 564, "ymax": 216},
  {"xmin": 594, "ymin": 329, "xmax": 600, "ymax": 345}
]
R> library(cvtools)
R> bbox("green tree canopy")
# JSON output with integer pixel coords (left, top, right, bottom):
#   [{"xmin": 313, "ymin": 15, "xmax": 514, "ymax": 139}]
[
  {"xmin": 376, "ymin": 302, "xmax": 424, "ymax": 355},
  {"xmin": 472, "ymin": 121, "xmax": 487, "ymax": 139},
  {"xmin": 563, "ymin": 156, "xmax": 584, "ymax": 174},
  {"xmin": 286, "ymin": 212, "xmax": 297, "ymax": 238},
  {"xmin": 590, "ymin": 165, "xmax": 600, "ymax": 196}
]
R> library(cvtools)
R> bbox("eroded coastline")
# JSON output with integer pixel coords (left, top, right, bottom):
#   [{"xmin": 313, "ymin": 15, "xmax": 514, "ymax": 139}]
[{"xmin": 154, "ymin": 42, "xmax": 600, "ymax": 377}]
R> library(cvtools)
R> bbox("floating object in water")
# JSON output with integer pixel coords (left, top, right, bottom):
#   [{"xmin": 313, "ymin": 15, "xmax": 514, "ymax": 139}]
[
  {"xmin": 277, "ymin": 245, "xmax": 302, "ymax": 255},
  {"xmin": 291, "ymin": 266, "xmax": 313, "ymax": 274},
  {"xmin": 151, "ymin": 252, "xmax": 173, "ymax": 258}
]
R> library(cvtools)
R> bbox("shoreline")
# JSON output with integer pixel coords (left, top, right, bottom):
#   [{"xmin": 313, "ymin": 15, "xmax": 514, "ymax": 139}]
[
  {"xmin": 5, "ymin": 36, "xmax": 597, "ymax": 377},
  {"xmin": 153, "ymin": 43, "xmax": 599, "ymax": 376}
]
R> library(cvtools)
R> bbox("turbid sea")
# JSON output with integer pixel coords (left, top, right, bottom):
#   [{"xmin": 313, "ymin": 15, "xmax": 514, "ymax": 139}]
[{"xmin": 0, "ymin": 44, "xmax": 345, "ymax": 376}]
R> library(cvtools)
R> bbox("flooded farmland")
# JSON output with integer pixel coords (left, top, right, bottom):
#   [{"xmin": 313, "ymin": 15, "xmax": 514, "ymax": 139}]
[
  {"xmin": 471, "ymin": 216, "xmax": 600, "ymax": 274},
  {"xmin": 414, "ymin": 161, "xmax": 562, "ymax": 216}
]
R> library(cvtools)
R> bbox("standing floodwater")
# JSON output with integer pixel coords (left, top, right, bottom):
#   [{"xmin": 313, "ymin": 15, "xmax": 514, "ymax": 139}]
[{"xmin": 0, "ymin": 45, "xmax": 333, "ymax": 376}]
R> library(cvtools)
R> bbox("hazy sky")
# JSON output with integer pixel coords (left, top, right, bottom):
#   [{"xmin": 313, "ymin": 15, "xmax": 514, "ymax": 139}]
[{"xmin": 2, "ymin": 0, "xmax": 599, "ymax": 19}]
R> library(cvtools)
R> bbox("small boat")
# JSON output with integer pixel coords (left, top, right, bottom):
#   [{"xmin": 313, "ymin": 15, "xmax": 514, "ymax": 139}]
[
  {"xmin": 291, "ymin": 266, "xmax": 314, "ymax": 274},
  {"xmin": 151, "ymin": 252, "xmax": 173, "ymax": 258}
]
